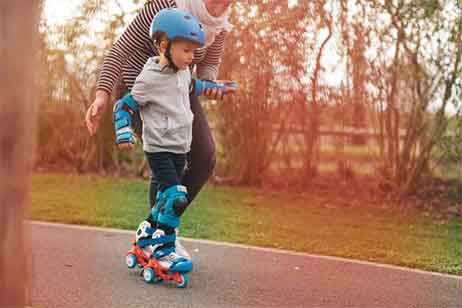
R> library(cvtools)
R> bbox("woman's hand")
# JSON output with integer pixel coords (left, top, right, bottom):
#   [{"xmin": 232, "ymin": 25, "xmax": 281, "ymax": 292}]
[{"xmin": 85, "ymin": 91, "xmax": 110, "ymax": 135}]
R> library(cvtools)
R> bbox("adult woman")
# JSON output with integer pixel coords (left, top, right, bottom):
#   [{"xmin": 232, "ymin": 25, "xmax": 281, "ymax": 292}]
[{"xmin": 85, "ymin": 0, "xmax": 234, "ymax": 258}]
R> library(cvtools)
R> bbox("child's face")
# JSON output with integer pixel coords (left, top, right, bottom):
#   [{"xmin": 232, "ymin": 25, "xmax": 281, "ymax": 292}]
[{"xmin": 170, "ymin": 39, "xmax": 201, "ymax": 70}]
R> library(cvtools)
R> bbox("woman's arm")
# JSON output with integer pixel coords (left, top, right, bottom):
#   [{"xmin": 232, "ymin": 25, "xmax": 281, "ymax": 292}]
[
  {"xmin": 96, "ymin": 0, "xmax": 174, "ymax": 94},
  {"xmin": 195, "ymin": 30, "xmax": 227, "ymax": 81},
  {"xmin": 87, "ymin": 0, "xmax": 174, "ymax": 135}
]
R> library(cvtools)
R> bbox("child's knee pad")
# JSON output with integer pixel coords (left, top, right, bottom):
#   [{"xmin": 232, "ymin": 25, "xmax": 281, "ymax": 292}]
[{"xmin": 157, "ymin": 185, "xmax": 188, "ymax": 229}]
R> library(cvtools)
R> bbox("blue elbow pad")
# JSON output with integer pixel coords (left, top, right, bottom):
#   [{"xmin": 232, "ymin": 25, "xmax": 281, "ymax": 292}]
[{"xmin": 113, "ymin": 93, "xmax": 139, "ymax": 145}]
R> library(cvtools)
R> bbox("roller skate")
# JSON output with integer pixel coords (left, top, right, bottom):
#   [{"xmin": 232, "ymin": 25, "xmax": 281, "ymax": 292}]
[
  {"xmin": 125, "ymin": 229, "xmax": 192, "ymax": 288},
  {"xmin": 125, "ymin": 185, "xmax": 192, "ymax": 288},
  {"xmin": 125, "ymin": 220, "xmax": 155, "ymax": 270}
]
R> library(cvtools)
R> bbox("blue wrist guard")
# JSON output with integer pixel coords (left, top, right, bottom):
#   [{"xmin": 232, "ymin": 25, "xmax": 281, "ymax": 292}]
[
  {"xmin": 192, "ymin": 79, "xmax": 238, "ymax": 97},
  {"xmin": 113, "ymin": 93, "xmax": 139, "ymax": 145}
]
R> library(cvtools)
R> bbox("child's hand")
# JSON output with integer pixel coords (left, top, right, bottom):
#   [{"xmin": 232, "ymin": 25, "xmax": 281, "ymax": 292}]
[
  {"xmin": 197, "ymin": 80, "xmax": 238, "ymax": 100},
  {"xmin": 203, "ymin": 80, "xmax": 237, "ymax": 100},
  {"xmin": 118, "ymin": 142, "xmax": 135, "ymax": 151},
  {"xmin": 203, "ymin": 86, "xmax": 224, "ymax": 100},
  {"xmin": 219, "ymin": 80, "xmax": 238, "ymax": 93}
]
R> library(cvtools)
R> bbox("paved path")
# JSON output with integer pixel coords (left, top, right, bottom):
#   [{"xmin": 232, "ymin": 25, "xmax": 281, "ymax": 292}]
[{"xmin": 28, "ymin": 222, "xmax": 462, "ymax": 308}]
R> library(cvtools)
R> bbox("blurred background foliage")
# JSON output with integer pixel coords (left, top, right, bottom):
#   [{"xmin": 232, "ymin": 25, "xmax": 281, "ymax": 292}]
[{"xmin": 37, "ymin": 0, "xmax": 462, "ymax": 201}]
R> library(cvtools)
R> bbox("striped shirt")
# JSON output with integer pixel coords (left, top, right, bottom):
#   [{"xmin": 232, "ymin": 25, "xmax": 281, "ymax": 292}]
[{"xmin": 96, "ymin": 0, "xmax": 227, "ymax": 94}]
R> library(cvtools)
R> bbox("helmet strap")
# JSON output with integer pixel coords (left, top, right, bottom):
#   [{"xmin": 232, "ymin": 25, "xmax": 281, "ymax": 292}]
[{"xmin": 165, "ymin": 41, "xmax": 179, "ymax": 72}]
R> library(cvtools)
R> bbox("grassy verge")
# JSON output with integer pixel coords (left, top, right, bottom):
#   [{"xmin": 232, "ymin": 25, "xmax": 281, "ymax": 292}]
[{"xmin": 28, "ymin": 173, "xmax": 462, "ymax": 275}]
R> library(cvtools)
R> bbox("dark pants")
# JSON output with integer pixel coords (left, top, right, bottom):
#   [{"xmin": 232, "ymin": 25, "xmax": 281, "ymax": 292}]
[
  {"xmin": 115, "ymin": 79, "xmax": 216, "ymax": 210},
  {"xmin": 145, "ymin": 152, "xmax": 187, "ymax": 193}
]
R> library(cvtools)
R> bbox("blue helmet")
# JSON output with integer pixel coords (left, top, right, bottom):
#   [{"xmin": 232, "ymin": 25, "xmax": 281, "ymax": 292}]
[{"xmin": 150, "ymin": 8, "xmax": 206, "ymax": 47}]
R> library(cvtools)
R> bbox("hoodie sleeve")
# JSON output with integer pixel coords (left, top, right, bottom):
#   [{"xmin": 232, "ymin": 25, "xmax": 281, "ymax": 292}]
[{"xmin": 131, "ymin": 71, "xmax": 153, "ymax": 107}]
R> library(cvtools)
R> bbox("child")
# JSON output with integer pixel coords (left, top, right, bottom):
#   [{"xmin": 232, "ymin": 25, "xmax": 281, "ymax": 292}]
[{"xmin": 113, "ymin": 8, "xmax": 235, "ymax": 273}]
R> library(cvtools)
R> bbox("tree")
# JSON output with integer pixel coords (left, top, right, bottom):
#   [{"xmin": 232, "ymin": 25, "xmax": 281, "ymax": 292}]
[
  {"xmin": 0, "ymin": 0, "xmax": 40, "ymax": 306},
  {"xmin": 302, "ymin": 0, "xmax": 334, "ymax": 180},
  {"xmin": 373, "ymin": 0, "xmax": 462, "ymax": 195},
  {"xmin": 216, "ymin": 0, "xmax": 313, "ymax": 185}
]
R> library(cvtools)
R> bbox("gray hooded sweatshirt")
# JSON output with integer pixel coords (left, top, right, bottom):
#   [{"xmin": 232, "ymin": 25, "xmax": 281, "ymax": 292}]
[{"xmin": 131, "ymin": 57, "xmax": 194, "ymax": 154}]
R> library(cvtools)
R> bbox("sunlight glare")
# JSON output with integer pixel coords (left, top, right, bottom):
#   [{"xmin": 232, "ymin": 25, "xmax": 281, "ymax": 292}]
[
  {"xmin": 44, "ymin": 0, "xmax": 81, "ymax": 25},
  {"xmin": 288, "ymin": 0, "xmax": 298, "ymax": 8}
]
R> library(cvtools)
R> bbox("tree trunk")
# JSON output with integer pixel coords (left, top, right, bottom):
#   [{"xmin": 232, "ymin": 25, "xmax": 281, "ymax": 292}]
[{"xmin": 0, "ymin": 0, "xmax": 40, "ymax": 306}]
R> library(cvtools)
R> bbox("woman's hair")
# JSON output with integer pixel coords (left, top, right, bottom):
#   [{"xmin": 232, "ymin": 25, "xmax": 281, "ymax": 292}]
[{"xmin": 153, "ymin": 32, "xmax": 167, "ymax": 51}]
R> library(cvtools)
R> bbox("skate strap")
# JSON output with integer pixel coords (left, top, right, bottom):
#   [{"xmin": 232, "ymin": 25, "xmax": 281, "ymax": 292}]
[
  {"xmin": 171, "ymin": 257, "xmax": 189, "ymax": 265},
  {"xmin": 153, "ymin": 247, "xmax": 188, "ymax": 265},
  {"xmin": 153, "ymin": 247, "xmax": 174, "ymax": 259},
  {"xmin": 145, "ymin": 227, "xmax": 156, "ymax": 235},
  {"xmin": 137, "ymin": 233, "xmax": 176, "ymax": 248},
  {"xmin": 153, "ymin": 247, "xmax": 193, "ymax": 272}
]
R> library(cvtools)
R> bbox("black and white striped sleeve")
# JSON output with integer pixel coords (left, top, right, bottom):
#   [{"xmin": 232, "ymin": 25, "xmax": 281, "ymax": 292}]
[
  {"xmin": 96, "ymin": 0, "xmax": 175, "ymax": 94},
  {"xmin": 196, "ymin": 30, "xmax": 227, "ymax": 80}
]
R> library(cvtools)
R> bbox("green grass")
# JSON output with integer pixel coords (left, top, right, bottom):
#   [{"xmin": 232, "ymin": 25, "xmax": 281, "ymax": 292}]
[{"xmin": 28, "ymin": 173, "xmax": 462, "ymax": 275}]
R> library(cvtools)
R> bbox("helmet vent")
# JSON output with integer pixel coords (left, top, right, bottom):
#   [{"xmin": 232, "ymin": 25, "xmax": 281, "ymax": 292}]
[
  {"xmin": 190, "ymin": 32, "xmax": 197, "ymax": 37},
  {"xmin": 184, "ymin": 15, "xmax": 192, "ymax": 20}
]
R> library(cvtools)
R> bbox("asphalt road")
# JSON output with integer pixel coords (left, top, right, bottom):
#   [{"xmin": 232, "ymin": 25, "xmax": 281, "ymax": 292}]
[{"xmin": 27, "ymin": 222, "xmax": 462, "ymax": 308}]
